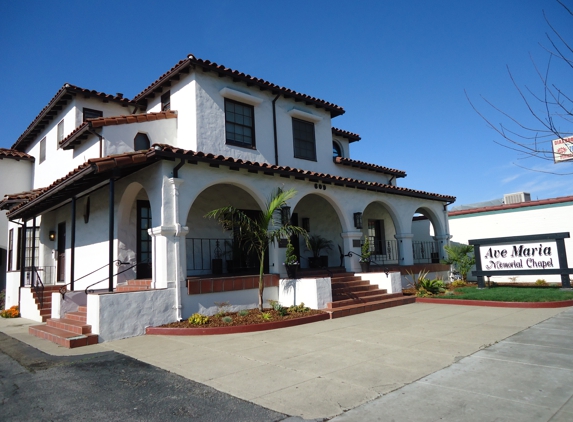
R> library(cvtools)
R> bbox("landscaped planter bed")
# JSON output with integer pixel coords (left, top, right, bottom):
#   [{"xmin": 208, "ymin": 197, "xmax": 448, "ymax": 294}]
[{"xmin": 146, "ymin": 308, "xmax": 330, "ymax": 335}]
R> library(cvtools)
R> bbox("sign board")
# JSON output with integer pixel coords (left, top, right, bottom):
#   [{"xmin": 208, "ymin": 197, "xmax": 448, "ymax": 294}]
[
  {"xmin": 469, "ymin": 232, "xmax": 572, "ymax": 289},
  {"xmin": 552, "ymin": 136, "xmax": 573, "ymax": 163}
]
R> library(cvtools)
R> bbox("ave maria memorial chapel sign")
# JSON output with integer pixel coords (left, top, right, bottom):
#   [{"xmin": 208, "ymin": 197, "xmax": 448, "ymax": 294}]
[{"xmin": 469, "ymin": 232, "xmax": 573, "ymax": 289}]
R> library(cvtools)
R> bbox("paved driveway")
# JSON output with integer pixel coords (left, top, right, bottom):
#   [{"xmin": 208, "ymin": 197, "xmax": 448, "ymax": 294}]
[{"xmin": 1, "ymin": 303, "xmax": 565, "ymax": 419}]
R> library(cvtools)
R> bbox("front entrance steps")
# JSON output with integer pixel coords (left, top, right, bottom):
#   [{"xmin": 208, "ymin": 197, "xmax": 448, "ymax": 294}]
[
  {"xmin": 28, "ymin": 306, "xmax": 98, "ymax": 348},
  {"xmin": 31, "ymin": 285, "xmax": 61, "ymax": 322},
  {"xmin": 116, "ymin": 279, "xmax": 151, "ymax": 292},
  {"xmin": 323, "ymin": 273, "xmax": 415, "ymax": 318}
]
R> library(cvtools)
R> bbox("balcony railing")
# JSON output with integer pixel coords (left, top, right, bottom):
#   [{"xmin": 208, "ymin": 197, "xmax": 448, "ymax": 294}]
[{"xmin": 369, "ymin": 240, "xmax": 440, "ymax": 265}]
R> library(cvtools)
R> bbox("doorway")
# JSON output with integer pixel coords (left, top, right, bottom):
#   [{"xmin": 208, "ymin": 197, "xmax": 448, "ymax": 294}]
[
  {"xmin": 57, "ymin": 222, "xmax": 66, "ymax": 282},
  {"xmin": 137, "ymin": 200, "xmax": 152, "ymax": 279}
]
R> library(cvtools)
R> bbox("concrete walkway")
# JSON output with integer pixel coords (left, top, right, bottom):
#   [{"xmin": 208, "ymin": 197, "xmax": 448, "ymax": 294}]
[{"xmin": 0, "ymin": 303, "xmax": 570, "ymax": 420}]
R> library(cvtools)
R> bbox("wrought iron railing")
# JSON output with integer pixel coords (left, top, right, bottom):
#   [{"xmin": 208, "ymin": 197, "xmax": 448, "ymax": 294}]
[
  {"xmin": 370, "ymin": 240, "xmax": 400, "ymax": 264},
  {"xmin": 83, "ymin": 261, "xmax": 140, "ymax": 294},
  {"xmin": 25, "ymin": 267, "xmax": 45, "ymax": 310},
  {"xmin": 186, "ymin": 237, "xmax": 258, "ymax": 275},
  {"xmin": 412, "ymin": 241, "xmax": 440, "ymax": 264}
]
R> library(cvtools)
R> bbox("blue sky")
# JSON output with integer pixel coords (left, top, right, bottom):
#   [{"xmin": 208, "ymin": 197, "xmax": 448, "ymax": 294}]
[{"xmin": 1, "ymin": 0, "xmax": 572, "ymax": 206}]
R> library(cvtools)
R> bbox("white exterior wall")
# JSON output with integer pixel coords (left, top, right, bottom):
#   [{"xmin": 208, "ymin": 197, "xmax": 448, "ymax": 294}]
[
  {"xmin": 87, "ymin": 288, "xmax": 176, "ymax": 342},
  {"xmin": 0, "ymin": 159, "xmax": 33, "ymax": 249},
  {"xmin": 449, "ymin": 202, "xmax": 573, "ymax": 283},
  {"xmin": 27, "ymin": 98, "xmax": 129, "ymax": 189},
  {"xmin": 103, "ymin": 119, "xmax": 177, "ymax": 156},
  {"xmin": 278, "ymin": 277, "xmax": 332, "ymax": 309}
]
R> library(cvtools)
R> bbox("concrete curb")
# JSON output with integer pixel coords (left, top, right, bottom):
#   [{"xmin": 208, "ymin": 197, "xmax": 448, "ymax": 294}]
[
  {"xmin": 145, "ymin": 312, "xmax": 330, "ymax": 335},
  {"xmin": 416, "ymin": 297, "xmax": 573, "ymax": 308}
]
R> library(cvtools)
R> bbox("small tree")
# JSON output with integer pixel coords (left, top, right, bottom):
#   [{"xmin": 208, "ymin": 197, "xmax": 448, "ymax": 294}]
[
  {"xmin": 205, "ymin": 187, "xmax": 307, "ymax": 311},
  {"xmin": 442, "ymin": 244, "xmax": 475, "ymax": 282}
]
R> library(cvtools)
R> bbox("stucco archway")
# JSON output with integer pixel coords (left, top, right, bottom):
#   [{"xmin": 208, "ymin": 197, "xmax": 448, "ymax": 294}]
[{"xmin": 361, "ymin": 201, "xmax": 402, "ymax": 264}]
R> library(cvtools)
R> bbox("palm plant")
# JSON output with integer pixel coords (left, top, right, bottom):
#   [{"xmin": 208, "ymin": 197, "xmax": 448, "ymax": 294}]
[
  {"xmin": 205, "ymin": 187, "xmax": 308, "ymax": 311},
  {"xmin": 442, "ymin": 244, "xmax": 475, "ymax": 282}
]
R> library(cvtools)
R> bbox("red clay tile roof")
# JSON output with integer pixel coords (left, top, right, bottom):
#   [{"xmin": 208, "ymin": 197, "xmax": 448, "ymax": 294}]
[
  {"xmin": 334, "ymin": 157, "xmax": 406, "ymax": 178},
  {"xmin": 152, "ymin": 145, "xmax": 453, "ymax": 201},
  {"xmin": 0, "ymin": 148, "xmax": 35, "ymax": 162},
  {"xmin": 449, "ymin": 195, "xmax": 573, "ymax": 217},
  {"xmin": 12, "ymin": 83, "xmax": 140, "ymax": 152},
  {"xmin": 332, "ymin": 127, "xmax": 361, "ymax": 142},
  {"xmin": 4, "ymin": 144, "xmax": 455, "ymax": 219},
  {"xmin": 59, "ymin": 111, "xmax": 177, "ymax": 150},
  {"xmin": 134, "ymin": 54, "xmax": 345, "ymax": 117}
]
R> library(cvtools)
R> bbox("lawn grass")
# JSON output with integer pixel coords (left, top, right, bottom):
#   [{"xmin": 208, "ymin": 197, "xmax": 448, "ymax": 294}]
[{"xmin": 440, "ymin": 285, "xmax": 573, "ymax": 302}]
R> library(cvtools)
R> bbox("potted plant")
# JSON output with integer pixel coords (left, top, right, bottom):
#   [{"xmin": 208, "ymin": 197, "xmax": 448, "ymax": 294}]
[
  {"xmin": 307, "ymin": 234, "xmax": 333, "ymax": 268},
  {"xmin": 283, "ymin": 240, "xmax": 299, "ymax": 279},
  {"xmin": 359, "ymin": 238, "xmax": 371, "ymax": 272}
]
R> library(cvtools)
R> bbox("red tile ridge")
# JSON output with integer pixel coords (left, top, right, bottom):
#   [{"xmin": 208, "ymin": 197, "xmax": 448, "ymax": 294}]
[
  {"xmin": 134, "ymin": 54, "xmax": 345, "ymax": 117},
  {"xmin": 12, "ymin": 83, "xmax": 141, "ymax": 152},
  {"xmin": 334, "ymin": 157, "xmax": 406, "ymax": 177},
  {"xmin": 0, "ymin": 148, "xmax": 35, "ymax": 162},
  {"xmin": 449, "ymin": 195, "xmax": 573, "ymax": 217},
  {"xmin": 332, "ymin": 127, "xmax": 361, "ymax": 142}
]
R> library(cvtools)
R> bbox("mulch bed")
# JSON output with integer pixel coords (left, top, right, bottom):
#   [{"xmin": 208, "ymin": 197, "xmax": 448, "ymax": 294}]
[{"xmin": 161, "ymin": 308, "xmax": 327, "ymax": 329}]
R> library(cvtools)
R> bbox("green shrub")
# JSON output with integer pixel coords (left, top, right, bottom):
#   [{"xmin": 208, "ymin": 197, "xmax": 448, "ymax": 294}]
[
  {"xmin": 221, "ymin": 316, "xmax": 233, "ymax": 324},
  {"xmin": 188, "ymin": 313, "xmax": 209, "ymax": 325},
  {"xmin": 268, "ymin": 300, "xmax": 288, "ymax": 316},
  {"xmin": 288, "ymin": 302, "xmax": 310, "ymax": 313},
  {"xmin": 451, "ymin": 280, "xmax": 467, "ymax": 288},
  {"xmin": 419, "ymin": 278, "xmax": 446, "ymax": 295},
  {"xmin": 238, "ymin": 309, "xmax": 249, "ymax": 317},
  {"xmin": 261, "ymin": 312, "xmax": 272, "ymax": 321},
  {"xmin": 535, "ymin": 279, "xmax": 548, "ymax": 286}
]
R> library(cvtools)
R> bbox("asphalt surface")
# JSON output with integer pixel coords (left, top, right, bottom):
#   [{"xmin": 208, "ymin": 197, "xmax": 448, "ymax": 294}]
[{"xmin": 0, "ymin": 332, "xmax": 299, "ymax": 422}]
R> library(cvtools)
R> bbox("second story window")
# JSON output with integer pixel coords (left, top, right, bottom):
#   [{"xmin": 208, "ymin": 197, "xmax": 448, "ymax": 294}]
[
  {"xmin": 333, "ymin": 141, "xmax": 343, "ymax": 158},
  {"xmin": 83, "ymin": 108, "xmax": 103, "ymax": 121},
  {"xmin": 39, "ymin": 137, "xmax": 46, "ymax": 163},
  {"xmin": 134, "ymin": 133, "xmax": 151, "ymax": 150},
  {"xmin": 293, "ymin": 118, "xmax": 316, "ymax": 161},
  {"xmin": 225, "ymin": 99, "xmax": 255, "ymax": 148},
  {"xmin": 57, "ymin": 120, "xmax": 64, "ymax": 144},
  {"xmin": 161, "ymin": 91, "xmax": 171, "ymax": 111}
]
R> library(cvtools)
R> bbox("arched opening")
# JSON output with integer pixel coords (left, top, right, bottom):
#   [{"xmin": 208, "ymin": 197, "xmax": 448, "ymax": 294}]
[
  {"xmin": 185, "ymin": 184, "xmax": 264, "ymax": 276},
  {"xmin": 134, "ymin": 133, "xmax": 150, "ymax": 151},
  {"xmin": 332, "ymin": 140, "xmax": 343, "ymax": 158},
  {"xmin": 411, "ymin": 207, "xmax": 444, "ymax": 264},
  {"xmin": 117, "ymin": 183, "xmax": 152, "ymax": 282},
  {"xmin": 292, "ymin": 193, "xmax": 343, "ymax": 269},
  {"xmin": 362, "ymin": 202, "xmax": 399, "ymax": 264}
]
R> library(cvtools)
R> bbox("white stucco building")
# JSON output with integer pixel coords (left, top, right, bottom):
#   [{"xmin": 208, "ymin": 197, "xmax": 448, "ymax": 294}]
[
  {"xmin": 448, "ymin": 194, "xmax": 573, "ymax": 283},
  {"xmin": 1, "ymin": 54, "xmax": 454, "ymax": 342}
]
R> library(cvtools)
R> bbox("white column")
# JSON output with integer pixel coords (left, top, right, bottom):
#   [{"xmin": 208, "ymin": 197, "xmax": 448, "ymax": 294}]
[
  {"xmin": 433, "ymin": 234, "xmax": 451, "ymax": 261},
  {"xmin": 395, "ymin": 233, "xmax": 414, "ymax": 265},
  {"xmin": 341, "ymin": 231, "xmax": 364, "ymax": 273}
]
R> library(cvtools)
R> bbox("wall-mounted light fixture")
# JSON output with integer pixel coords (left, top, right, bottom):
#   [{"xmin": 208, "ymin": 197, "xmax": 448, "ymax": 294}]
[
  {"xmin": 353, "ymin": 212, "xmax": 363, "ymax": 229},
  {"xmin": 302, "ymin": 217, "xmax": 310, "ymax": 232},
  {"xmin": 281, "ymin": 205, "xmax": 291, "ymax": 225},
  {"xmin": 49, "ymin": 231, "xmax": 56, "ymax": 241}
]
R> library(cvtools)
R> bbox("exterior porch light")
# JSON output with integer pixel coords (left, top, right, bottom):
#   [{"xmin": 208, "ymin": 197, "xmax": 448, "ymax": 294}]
[
  {"xmin": 49, "ymin": 231, "xmax": 56, "ymax": 241},
  {"xmin": 281, "ymin": 205, "xmax": 291, "ymax": 225},
  {"xmin": 353, "ymin": 212, "xmax": 363, "ymax": 229}
]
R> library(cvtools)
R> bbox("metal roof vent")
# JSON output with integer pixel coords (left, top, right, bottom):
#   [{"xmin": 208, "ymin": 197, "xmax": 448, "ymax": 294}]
[{"xmin": 503, "ymin": 192, "xmax": 531, "ymax": 205}]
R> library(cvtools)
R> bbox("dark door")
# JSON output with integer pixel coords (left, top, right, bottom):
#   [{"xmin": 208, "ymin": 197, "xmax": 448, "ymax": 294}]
[
  {"xmin": 57, "ymin": 222, "xmax": 66, "ymax": 282},
  {"xmin": 137, "ymin": 200, "xmax": 152, "ymax": 279}
]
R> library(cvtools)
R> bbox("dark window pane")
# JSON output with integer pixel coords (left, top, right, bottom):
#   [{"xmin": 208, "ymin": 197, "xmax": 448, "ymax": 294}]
[
  {"xmin": 293, "ymin": 118, "xmax": 316, "ymax": 160},
  {"xmin": 225, "ymin": 99, "xmax": 255, "ymax": 148}
]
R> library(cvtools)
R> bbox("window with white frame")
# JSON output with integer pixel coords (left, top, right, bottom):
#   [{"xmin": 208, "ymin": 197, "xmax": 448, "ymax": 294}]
[
  {"xmin": 57, "ymin": 120, "xmax": 64, "ymax": 144},
  {"xmin": 39, "ymin": 137, "xmax": 46, "ymax": 163}
]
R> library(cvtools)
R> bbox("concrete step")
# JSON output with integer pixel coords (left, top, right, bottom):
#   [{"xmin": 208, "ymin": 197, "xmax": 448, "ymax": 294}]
[
  {"xmin": 65, "ymin": 311, "xmax": 87, "ymax": 323},
  {"xmin": 46, "ymin": 318, "xmax": 92, "ymax": 335},
  {"xmin": 333, "ymin": 288, "xmax": 389, "ymax": 301},
  {"xmin": 29, "ymin": 325, "xmax": 98, "ymax": 349},
  {"xmin": 323, "ymin": 295, "xmax": 416, "ymax": 319},
  {"xmin": 327, "ymin": 292, "xmax": 404, "ymax": 308}
]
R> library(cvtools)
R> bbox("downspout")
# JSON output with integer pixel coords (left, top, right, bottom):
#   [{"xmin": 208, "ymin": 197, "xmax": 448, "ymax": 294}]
[
  {"xmin": 171, "ymin": 161, "xmax": 185, "ymax": 321},
  {"xmin": 20, "ymin": 220, "xmax": 27, "ymax": 288},
  {"xmin": 31, "ymin": 217, "xmax": 36, "ymax": 286},
  {"xmin": 388, "ymin": 176, "xmax": 395, "ymax": 186},
  {"xmin": 70, "ymin": 197, "xmax": 76, "ymax": 291},
  {"xmin": 272, "ymin": 94, "xmax": 280, "ymax": 165},
  {"xmin": 86, "ymin": 129, "xmax": 104, "ymax": 158},
  {"xmin": 108, "ymin": 177, "xmax": 115, "ymax": 292}
]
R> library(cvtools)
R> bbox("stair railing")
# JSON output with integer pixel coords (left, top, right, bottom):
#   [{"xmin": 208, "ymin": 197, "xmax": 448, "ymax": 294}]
[
  {"xmin": 30, "ymin": 266, "xmax": 45, "ymax": 310},
  {"xmin": 59, "ymin": 260, "xmax": 130, "ymax": 298},
  {"xmin": 83, "ymin": 261, "xmax": 143, "ymax": 294}
]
